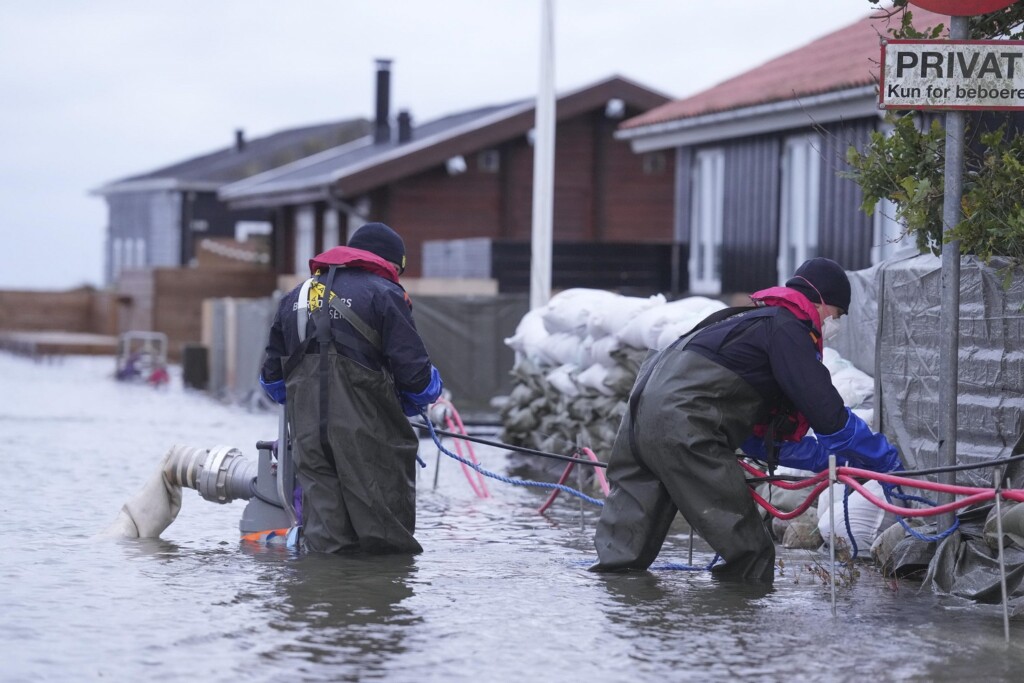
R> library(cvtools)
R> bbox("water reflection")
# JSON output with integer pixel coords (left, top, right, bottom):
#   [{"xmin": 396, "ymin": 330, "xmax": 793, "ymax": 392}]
[{"xmin": 255, "ymin": 552, "xmax": 420, "ymax": 677}]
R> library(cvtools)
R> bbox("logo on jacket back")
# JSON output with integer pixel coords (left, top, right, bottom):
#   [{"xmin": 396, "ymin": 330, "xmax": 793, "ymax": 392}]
[{"xmin": 307, "ymin": 282, "xmax": 352, "ymax": 313}]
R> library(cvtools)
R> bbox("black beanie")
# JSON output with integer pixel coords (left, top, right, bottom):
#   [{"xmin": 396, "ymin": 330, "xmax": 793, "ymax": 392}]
[
  {"xmin": 785, "ymin": 257, "xmax": 851, "ymax": 313},
  {"xmin": 349, "ymin": 222, "xmax": 406, "ymax": 273}
]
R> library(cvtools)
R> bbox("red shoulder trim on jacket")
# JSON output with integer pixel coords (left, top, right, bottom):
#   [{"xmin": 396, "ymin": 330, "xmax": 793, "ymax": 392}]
[{"xmin": 308, "ymin": 246, "xmax": 401, "ymax": 284}]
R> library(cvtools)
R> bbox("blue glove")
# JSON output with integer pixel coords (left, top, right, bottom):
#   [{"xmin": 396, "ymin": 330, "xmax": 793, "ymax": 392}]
[
  {"xmin": 777, "ymin": 436, "xmax": 849, "ymax": 473},
  {"xmin": 815, "ymin": 408, "xmax": 903, "ymax": 473},
  {"xmin": 399, "ymin": 366, "xmax": 443, "ymax": 417},
  {"xmin": 740, "ymin": 435, "xmax": 767, "ymax": 460},
  {"xmin": 259, "ymin": 374, "xmax": 286, "ymax": 404},
  {"xmin": 742, "ymin": 434, "xmax": 844, "ymax": 473}
]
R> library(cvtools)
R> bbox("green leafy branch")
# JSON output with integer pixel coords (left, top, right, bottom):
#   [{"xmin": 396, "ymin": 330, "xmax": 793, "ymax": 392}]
[{"xmin": 847, "ymin": 1, "xmax": 1024, "ymax": 267}]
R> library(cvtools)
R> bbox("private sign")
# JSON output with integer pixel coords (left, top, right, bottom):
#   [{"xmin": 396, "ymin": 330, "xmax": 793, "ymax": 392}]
[{"xmin": 880, "ymin": 39, "xmax": 1024, "ymax": 110}]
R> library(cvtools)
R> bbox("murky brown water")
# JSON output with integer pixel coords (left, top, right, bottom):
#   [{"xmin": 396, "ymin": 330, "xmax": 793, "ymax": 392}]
[{"xmin": 2, "ymin": 354, "xmax": 1023, "ymax": 682}]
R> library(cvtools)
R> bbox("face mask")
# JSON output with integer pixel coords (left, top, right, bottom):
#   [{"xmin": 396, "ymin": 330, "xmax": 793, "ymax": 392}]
[{"xmin": 821, "ymin": 315, "xmax": 841, "ymax": 342}]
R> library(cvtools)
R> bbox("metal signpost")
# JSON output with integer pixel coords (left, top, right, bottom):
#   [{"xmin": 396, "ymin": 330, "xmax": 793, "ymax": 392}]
[{"xmin": 882, "ymin": 1, "xmax": 1018, "ymax": 639}]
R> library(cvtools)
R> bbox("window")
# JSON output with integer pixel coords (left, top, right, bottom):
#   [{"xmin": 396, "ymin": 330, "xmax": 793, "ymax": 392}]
[
  {"xmin": 689, "ymin": 148, "xmax": 725, "ymax": 295},
  {"xmin": 870, "ymin": 123, "xmax": 906, "ymax": 265},
  {"xmin": 112, "ymin": 237, "xmax": 123, "ymax": 279},
  {"xmin": 642, "ymin": 152, "xmax": 666, "ymax": 175},
  {"xmin": 322, "ymin": 211, "xmax": 340, "ymax": 250},
  {"xmin": 872, "ymin": 199, "xmax": 905, "ymax": 264},
  {"xmin": 294, "ymin": 206, "xmax": 315, "ymax": 276},
  {"xmin": 134, "ymin": 238, "xmax": 146, "ymax": 268},
  {"xmin": 777, "ymin": 134, "xmax": 821, "ymax": 284},
  {"xmin": 477, "ymin": 149, "xmax": 500, "ymax": 173}
]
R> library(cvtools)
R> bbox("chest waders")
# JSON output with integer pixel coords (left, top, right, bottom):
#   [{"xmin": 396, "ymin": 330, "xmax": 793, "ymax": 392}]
[
  {"xmin": 283, "ymin": 266, "xmax": 422, "ymax": 554},
  {"xmin": 592, "ymin": 308, "xmax": 776, "ymax": 582}
]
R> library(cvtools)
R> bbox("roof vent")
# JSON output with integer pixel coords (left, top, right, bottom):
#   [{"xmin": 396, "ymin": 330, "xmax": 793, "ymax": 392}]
[
  {"xmin": 397, "ymin": 110, "xmax": 413, "ymax": 143},
  {"xmin": 235, "ymin": 129, "xmax": 246, "ymax": 152},
  {"xmin": 374, "ymin": 58, "xmax": 393, "ymax": 144}
]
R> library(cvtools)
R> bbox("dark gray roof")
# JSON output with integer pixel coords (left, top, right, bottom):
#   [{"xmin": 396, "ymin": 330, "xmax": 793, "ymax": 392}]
[
  {"xmin": 219, "ymin": 76, "xmax": 671, "ymax": 207},
  {"xmin": 94, "ymin": 118, "xmax": 371, "ymax": 195},
  {"xmin": 219, "ymin": 101, "xmax": 524, "ymax": 202}
]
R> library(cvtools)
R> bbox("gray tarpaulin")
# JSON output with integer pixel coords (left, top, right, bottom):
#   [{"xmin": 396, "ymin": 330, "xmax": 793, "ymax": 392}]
[
  {"xmin": 413, "ymin": 294, "xmax": 529, "ymax": 420},
  {"xmin": 875, "ymin": 254, "xmax": 1024, "ymax": 480},
  {"xmin": 867, "ymin": 254, "xmax": 1024, "ymax": 606},
  {"xmin": 830, "ymin": 247, "xmax": 920, "ymax": 380}
]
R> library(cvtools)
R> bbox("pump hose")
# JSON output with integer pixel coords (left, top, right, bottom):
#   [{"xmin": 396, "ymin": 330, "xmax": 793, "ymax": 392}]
[{"xmin": 418, "ymin": 412, "xmax": 606, "ymax": 507}]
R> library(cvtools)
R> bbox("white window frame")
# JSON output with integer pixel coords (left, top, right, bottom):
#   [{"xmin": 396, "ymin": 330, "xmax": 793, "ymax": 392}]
[
  {"xmin": 112, "ymin": 237, "xmax": 123, "ymax": 279},
  {"xmin": 872, "ymin": 198, "xmax": 905, "ymax": 264},
  {"xmin": 134, "ymin": 238, "xmax": 146, "ymax": 268},
  {"xmin": 294, "ymin": 206, "xmax": 316, "ymax": 276},
  {"xmin": 688, "ymin": 148, "xmax": 725, "ymax": 295},
  {"xmin": 777, "ymin": 133, "xmax": 821, "ymax": 284},
  {"xmin": 869, "ymin": 123, "xmax": 906, "ymax": 264},
  {"xmin": 322, "ymin": 210, "xmax": 340, "ymax": 251}
]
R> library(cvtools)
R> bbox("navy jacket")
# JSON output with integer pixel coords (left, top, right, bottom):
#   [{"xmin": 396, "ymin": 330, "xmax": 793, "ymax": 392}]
[
  {"xmin": 687, "ymin": 306, "xmax": 848, "ymax": 436},
  {"xmin": 261, "ymin": 266, "xmax": 433, "ymax": 396}
]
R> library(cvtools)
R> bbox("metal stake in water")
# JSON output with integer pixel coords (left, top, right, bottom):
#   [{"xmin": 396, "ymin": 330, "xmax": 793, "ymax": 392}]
[
  {"xmin": 993, "ymin": 468, "xmax": 1010, "ymax": 644},
  {"xmin": 829, "ymin": 454, "xmax": 837, "ymax": 617},
  {"xmin": 576, "ymin": 436, "xmax": 586, "ymax": 532}
]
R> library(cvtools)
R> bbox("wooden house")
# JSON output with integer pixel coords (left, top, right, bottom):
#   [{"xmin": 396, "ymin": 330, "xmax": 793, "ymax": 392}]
[
  {"xmin": 615, "ymin": 6, "xmax": 950, "ymax": 296},
  {"xmin": 92, "ymin": 119, "xmax": 370, "ymax": 285},
  {"xmin": 219, "ymin": 62, "xmax": 677, "ymax": 295}
]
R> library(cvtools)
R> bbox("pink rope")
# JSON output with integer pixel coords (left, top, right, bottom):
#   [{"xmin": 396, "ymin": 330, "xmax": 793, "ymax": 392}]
[
  {"xmin": 749, "ymin": 481, "xmax": 831, "ymax": 520},
  {"xmin": 537, "ymin": 461, "xmax": 580, "ymax": 514},
  {"xmin": 537, "ymin": 446, "xmax": 611, "ymax": 513},
  {"xmin": 438, "ymin": 398, "xmax": 489, "ymax": 498},
  {"xmin": 742, "ymin": 459, "xmax": 1024, "ymax": 520},
  {"xmin": 581, "ymin": 447, "xmax": 611, "ymax": 496}
]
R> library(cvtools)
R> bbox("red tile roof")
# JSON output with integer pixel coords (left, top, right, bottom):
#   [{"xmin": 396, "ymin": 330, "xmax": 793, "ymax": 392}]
[{"xmin": 621, "ymin": 6, "xmax": 949, "ymax": 130}]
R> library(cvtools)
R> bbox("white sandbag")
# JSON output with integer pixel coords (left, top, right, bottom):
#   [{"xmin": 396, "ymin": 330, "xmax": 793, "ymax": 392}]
[
  {"xmin": 545, "ymin": 364, "xmax": 580, "ymax": 397},
  {"xmin": 588, "ymin": 334, "xmax": 622, "ymax": 368},
  {"xmin": 817, "ymin": 480, "xmax": 898, "ymax": 553},
  {"xmin": 576, "ymin": 363, "xmax": 616, "ymax": 396},
  {"xmin": 540, "ymin": 331, "xmax": 584, "ymax": 367},
  {"xmin": 586, "ymin": 293, "xmax": 666, "ymax": 338},
  {"xmin": 821, "ymin": 346, "xmax": 851, "ymax": 374},
  {"xmin": 831, "ymin": 365, "xmax": 874, "ymax": 409},
  {"xmin": 654, "ymin": 317, "xmax": 702, "ymax": 349},
  {"xmin": 504, "ymin": 308, "xmax": 549, "ymax": 361},
  {"xmin": 618, "ymin": 296, "xmax": 727, "ymax": 350},
  {"xmin": 541, "ymin": 288, "xmax": 620, "ymax": 335}
]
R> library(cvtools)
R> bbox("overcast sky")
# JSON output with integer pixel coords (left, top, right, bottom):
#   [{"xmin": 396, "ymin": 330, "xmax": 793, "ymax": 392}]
[{"xmin": 0, "ymin": 1, "xmax": 878, "ymax": 290}]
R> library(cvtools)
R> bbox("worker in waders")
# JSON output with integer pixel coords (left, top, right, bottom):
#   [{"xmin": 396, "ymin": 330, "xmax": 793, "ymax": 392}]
[
  {"xmin": 591, "ymin": 258, "xmax": 903, "ymax": 582},
  {"xmin": 259, "ymin": 222, "xmax": 443, "ymax": 554}
]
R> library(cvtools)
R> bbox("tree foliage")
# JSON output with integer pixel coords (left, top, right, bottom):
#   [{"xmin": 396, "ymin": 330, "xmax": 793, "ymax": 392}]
[{"xmin": 845, "ymin": 1, "xmax": 1024, "ymax": 264}]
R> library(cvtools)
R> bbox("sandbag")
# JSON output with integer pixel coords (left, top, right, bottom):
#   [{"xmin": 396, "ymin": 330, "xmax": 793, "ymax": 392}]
[
  {"xmin": 586, "ymin": 293, "xmax": 666, "ymax": 338},
  {"xmin": 541, "ymin": 288, "xmax": 620, "ymax": 335},
  {"xmin": 817, "ymin": 480, "xmax": 898, "ymax": 554}
]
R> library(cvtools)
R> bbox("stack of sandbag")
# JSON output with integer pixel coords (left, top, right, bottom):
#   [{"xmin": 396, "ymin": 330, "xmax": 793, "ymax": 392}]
[
  {"xmin": 500, "ymin": 288, "xmax": 728, "ymax": 457},
  {"xmin": 500, "ymin": 288, "xmax": 891, "ymax": 554}
]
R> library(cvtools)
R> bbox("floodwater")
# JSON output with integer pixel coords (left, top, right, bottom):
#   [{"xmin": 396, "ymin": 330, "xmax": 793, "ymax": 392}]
[{"xmin": 2, "ymin": 353, "xmax": 1024, "ymax": 683}]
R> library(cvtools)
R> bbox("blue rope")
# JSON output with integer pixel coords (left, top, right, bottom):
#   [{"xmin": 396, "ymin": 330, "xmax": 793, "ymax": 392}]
[
  {"xmin": 882, "ymin": 483, "xmax": 960, "ymax": 542},
  {"xmin": 842, "ymin": 485, "xmax": 859, "ymax": 560},
  {"xmin": 420, "ymin": 413, "xmax": 606, "ymax": 507},
  {"xmin": 651, "ymin": 555, "xmax": 721, "ymax": 571}
]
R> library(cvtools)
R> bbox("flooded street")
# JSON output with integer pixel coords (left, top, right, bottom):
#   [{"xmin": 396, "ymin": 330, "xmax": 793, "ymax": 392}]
[{"xmin": 3, "ymin": 353, "xmax": 1024, "ymax": 682}]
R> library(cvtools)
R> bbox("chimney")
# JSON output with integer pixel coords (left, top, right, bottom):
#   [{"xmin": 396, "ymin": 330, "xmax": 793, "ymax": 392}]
[
  {"xmin": 374, "ymin": 58, "xmax": 392, "ymax": 144},
  {"xmin": 234, "ymin": 129, "xmax": 246, "ymax": 152},
  {"xmin": 397, "ymin": 110, "xmax": 412, "ymax": 143}
]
